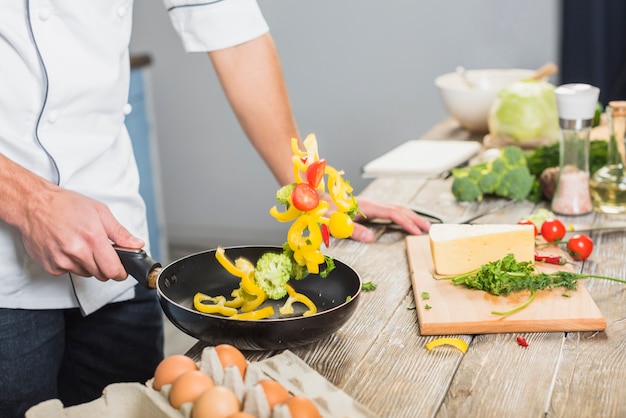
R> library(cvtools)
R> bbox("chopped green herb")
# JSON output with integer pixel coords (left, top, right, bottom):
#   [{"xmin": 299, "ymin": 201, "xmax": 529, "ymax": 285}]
[
  {"xmin": 407, "ymin": 303, "xmax": 416, "ymax": 310},
  {"xmin": 345, "ymin": 295, "xmax": 351, "ymax": 303},
  {"xmin": 438, "ymin": 253, "xmax": 626, "ymax": 315},
  {"xmin": 425, "ymin": 304, "xmax": 432, "ymax": 310},
  {"xmin": 421, "ymin": 291, "xmax": 430, "ymax": 300},
  {"xmin": 362, "ymin": 281, "xmax": 377, "ymax": 291}
]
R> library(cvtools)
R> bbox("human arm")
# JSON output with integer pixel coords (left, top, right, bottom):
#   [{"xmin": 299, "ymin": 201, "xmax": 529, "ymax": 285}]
[
  {"xmin": 0, "ymin": 153, "xmax": 144, "ymax": 281},
  {"xmin": 208, "ymin": 33, "xmax": 430, "ymax": 240}
]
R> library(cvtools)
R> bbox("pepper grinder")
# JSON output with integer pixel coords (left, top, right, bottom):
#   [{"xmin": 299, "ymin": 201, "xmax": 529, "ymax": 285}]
[
  {"xmin": 589, "ymin": 101, "xmax": 626, "ymax": 213},
  {"xmin": 550, "ymin": 83, "xmax": 600, "ymax": 216}
]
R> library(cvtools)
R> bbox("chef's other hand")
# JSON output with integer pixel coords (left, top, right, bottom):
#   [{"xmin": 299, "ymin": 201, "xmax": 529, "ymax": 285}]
[
  {"xmin": 20, "ymin": 187, "xmax": 144, "ymax": 282},
  {"xmin": 350, "ymin": 197, "xmax": 431, "ymax": 243}
]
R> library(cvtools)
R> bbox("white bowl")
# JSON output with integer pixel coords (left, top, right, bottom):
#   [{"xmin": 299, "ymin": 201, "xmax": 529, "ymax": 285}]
[{"xmin": 435, "ymin": 68, "xmax": 536, "ymax": 133}]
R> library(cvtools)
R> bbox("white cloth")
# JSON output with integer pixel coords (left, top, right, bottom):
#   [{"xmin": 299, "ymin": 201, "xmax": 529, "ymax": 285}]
[{"xmin": 0, "ymin": 0, "xmax": 269, "ymax": 315}]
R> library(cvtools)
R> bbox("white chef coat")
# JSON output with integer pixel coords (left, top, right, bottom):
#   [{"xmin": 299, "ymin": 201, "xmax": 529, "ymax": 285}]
[{"xmin": 0, "ymin": 0, "xmax": 269, "ymax": 315}]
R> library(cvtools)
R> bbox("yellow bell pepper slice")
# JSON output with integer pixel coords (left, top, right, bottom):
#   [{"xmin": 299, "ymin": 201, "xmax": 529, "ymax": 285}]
[
  {"xmin": 325, "ymin": 166, "xmax": 355, "ymax": 212},
  {"xmin": 269, "ymin": 200, "xmax": 301, "ymax": 222},
  {"xmin": 425, "ymin": 337, "xmax": 468, "ymax": 354},
  {"xmin": 231, "ymin": 306, "xmax": 275, "ymax": 320},
  {"xmin": 193, "ymin": 293, "xmax": 238, "ymax": 317},
  {"xmin": 279, "ymin": 284, "xmax": 317, "ymax": 317},
  {"xmin": 215, "ymin": 247, "xmax": 266, "ymax": 310},
  {"xmin": 223, "ymin": 288, "xmax": 244, "ymax": 308},
  {"xmin": 215, "ymin": 247, "xmax": 247, "ymax": 279}
]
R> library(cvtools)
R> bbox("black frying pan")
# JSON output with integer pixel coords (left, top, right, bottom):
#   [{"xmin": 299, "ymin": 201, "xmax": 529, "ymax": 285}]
[{"xmin": 116, "ymin": 246, "xmax": 361, "ymax": 351}]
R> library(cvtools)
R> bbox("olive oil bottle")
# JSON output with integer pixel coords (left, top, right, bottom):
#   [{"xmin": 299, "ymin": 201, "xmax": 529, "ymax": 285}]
[{"xmin": 589, "ymin": 101, "xmax": 626, "ymax": 213}]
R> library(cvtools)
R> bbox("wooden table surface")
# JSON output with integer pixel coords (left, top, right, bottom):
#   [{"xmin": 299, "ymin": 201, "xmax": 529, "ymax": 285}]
[{"xmin": 186, "ymin": 119, "xmax": 626, "ymax": 418}]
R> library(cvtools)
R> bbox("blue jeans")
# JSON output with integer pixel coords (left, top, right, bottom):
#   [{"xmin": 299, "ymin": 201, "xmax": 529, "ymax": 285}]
[{"xmin": 0, "ymin": 285, "xmax": 164, "ymax": 418}]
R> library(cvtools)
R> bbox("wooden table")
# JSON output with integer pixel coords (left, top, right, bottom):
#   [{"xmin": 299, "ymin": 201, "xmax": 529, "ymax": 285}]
[{"xmin": 187, "ymin": 119, "xmax": 626, "ymax": 417}]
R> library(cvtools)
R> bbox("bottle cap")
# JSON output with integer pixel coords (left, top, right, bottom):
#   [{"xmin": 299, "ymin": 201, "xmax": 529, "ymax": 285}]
[{"xmin": 554, "ymin": 83, "xmax": 600, "ymax": 121}]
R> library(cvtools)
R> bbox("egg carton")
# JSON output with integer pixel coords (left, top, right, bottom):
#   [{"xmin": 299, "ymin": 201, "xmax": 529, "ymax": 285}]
[{"xmin": 26, "ymin": 350, "xmax": 379, "ymax": 418}]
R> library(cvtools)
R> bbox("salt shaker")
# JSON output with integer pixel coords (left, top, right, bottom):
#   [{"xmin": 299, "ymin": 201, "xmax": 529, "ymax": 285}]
[
  {"xmin": 550, "ymin": 83, "xmax": 600, "ymax": 216},
  {"xmin": 589, "ymin": 101, "xmax": 626, "ymax": 213}
]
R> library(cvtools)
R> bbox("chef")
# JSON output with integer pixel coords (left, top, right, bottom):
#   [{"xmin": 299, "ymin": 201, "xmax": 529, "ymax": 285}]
[{"xmin": 0, "ymin": 1, "xmax": 429, "ymax": 416}]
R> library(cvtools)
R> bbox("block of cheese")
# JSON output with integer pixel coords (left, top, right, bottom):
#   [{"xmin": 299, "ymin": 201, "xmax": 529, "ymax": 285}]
[{"xmin": 429, "ymin": 223, "xmax": 535, "ymax": 276}]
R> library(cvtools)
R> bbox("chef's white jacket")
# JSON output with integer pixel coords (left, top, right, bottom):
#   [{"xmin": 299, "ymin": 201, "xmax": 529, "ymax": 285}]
[{"xmin": 0, "ymin": 0, "xmax": 269, "ymax": 315}]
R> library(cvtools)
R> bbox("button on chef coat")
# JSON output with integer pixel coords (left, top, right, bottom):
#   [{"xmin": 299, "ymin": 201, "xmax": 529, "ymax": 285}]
[{"xmin": 0, "ymin": 0, "xmax": 269, "ymax": 315}]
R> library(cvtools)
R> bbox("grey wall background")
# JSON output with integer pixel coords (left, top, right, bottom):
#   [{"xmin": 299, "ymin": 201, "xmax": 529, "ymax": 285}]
[{"xmin": 129, "ymin": 0, "xmax": 560, "ymax": 250}]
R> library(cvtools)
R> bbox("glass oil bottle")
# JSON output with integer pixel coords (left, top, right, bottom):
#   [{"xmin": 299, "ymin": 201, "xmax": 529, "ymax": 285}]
[{"xmin": 589, "ymin": 101, "xmax": 626, "ymax": 213}]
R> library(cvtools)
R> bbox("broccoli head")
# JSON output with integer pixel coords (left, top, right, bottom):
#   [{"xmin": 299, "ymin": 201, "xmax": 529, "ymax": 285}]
[
  {"xmin": 275, "ymin": 183, "xmax": 296, "ymax": 206},
  {"xmin": 254, "ymin": 252, "xmax": 293, "ymax": 300},
  {"xmin": 451, "ymin": 145, "xmax": 535, "ymax": 202}
]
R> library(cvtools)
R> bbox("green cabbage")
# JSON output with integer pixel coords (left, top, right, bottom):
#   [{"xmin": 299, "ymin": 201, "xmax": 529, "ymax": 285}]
[{"xmin": 488, "ymin": 79, "xmax": 560, "ymax": 143}]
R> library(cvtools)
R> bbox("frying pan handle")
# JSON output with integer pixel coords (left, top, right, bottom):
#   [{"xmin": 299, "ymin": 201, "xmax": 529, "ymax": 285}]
[{"xmin": 114, "ymin": 246, "xmax": 162, "ymax": 289}]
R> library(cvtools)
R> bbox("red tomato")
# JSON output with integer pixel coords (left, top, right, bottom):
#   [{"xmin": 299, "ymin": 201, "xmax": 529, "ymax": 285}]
[
  {"xmin": 540, "ymin": 218, "xmax": 566, "ymax": 242},
  {"xmin": 567, "ymin": 234, "xmax": 594, "ymax": 261},
  {"xmin": 291, "ymin": 183, "xmax": 319, "ymax": 212},
  {"xmin": 306, "ymin": 159, "xmax": 326, "ymax": 188},
  {"xmin": 517, "ymin": 219, "xmax": 538, "ymax": 236}
]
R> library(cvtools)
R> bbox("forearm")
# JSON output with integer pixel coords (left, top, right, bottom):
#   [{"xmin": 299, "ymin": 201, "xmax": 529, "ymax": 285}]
[
  {"xmin": 208, "ymin": 33, "xmax": 299, "ymax": 186},
  {"xmin": 0, "ymin": 153, "xmax": 57, "ymax": 232}
]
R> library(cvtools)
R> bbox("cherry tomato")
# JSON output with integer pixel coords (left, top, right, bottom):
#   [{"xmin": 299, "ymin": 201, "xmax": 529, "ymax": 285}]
[
  {"xmin": 291, "ymin": 183, "xmax": 319, "ymax": 212},
  {"xmin": 517, "ymin": 219, "xmax": 538, "ymax": 236},
  {"xmin": 540, "ymin": 218, "xmax": 566, "ymax": 242},
  {"xmin": 328, "ymin": 212, "xmax": 354, "ymax": 239},
  {"xmin": 306, "ymin": 159, "xmax": 326, "ymax": 188},
  {"xmin": 567, "ymin": 234, "xmax": 594, "ymax": 261}
]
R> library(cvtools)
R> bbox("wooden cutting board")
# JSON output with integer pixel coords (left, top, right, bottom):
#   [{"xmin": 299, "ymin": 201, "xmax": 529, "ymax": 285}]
[{"xmin": 406, "ymin": 235, "xmax": 606, "ymax": 335}]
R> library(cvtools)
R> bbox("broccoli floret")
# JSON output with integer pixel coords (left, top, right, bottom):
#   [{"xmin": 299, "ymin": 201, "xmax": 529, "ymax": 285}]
[
  {"xmin": 281, "ymin": 242, "xmax": 310, "ymax": 280},
  {"xmin": 495, "ymin": 166, "xmax": 534, "ymax": 201},
  {"xmin": 451, "ymin": 174, "xmax": 483, "ymax": 202},
  {"xmin": 451, "ymin": 145, "xmax": 535, "ymax": 202},
  {"xmin": 254, "ymin": 252, "xmax": 293, "ymax": 300},
  {"xmin": 275, "ymin": 183, "xmax": 296, "ymax": 206},
  {"xmin": 477, "ymin": 171, "xmax": 499, "ymax": 194},
  {"xmin": 490, "ymin": 158, "xmax": 507, "ymax": 174},
  {"xmin": 500, "ymin": 145, "xmax": 526, "ymax": 166}
]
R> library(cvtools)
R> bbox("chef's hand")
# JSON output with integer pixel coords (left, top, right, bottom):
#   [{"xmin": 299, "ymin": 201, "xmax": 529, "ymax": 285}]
[
  {"xmin": 20, "ymin": 188, "xmax": 144, "ymax": 282},
  {"xmin": 350, "ymin": 197, "xmax": 431, "ymax": 242}
]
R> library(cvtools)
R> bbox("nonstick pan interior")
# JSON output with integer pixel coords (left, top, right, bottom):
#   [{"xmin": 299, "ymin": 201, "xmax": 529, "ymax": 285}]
[{"xmin": 157, "ymin": 246, "xmax": 361, "ymax": 350}]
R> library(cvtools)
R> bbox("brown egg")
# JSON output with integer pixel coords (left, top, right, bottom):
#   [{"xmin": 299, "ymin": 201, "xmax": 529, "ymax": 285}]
[
  {"xmin": 192, "ymin": 386, "xmax": 241, "ymax": 418},
  {"xmin": 153, "ymin": 354, "xmax": 199, "ymax": 390},
  {"xmin": 258, "ymin": 379, "xmax": 291, "ymax": 410},
  {"xmin": 214, "ymin": 344, "xmax": 247, "ymax": 378},
  {"xmin": 169, "ymin": 370, "xmax": 215, "ymax": 409},
  {"xmin": 283, "ymin": 396, "xmax": 321, "ymax": 418}
]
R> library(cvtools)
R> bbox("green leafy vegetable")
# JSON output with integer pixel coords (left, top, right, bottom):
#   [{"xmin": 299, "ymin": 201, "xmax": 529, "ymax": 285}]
[
  {"xmin": 488, "ymin": 79, "xmax": 560, "ymax": 143},
  {"xmin": 451, "ymin": 145, "xmax": 534, "ymax": 202},
  {"xmin": 362, "ymin": 281, "xmax": 377, "ymax": 291},
  {"xmin": 438, "ymin": 254, "xmax": 626, "ymax": 315}
]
